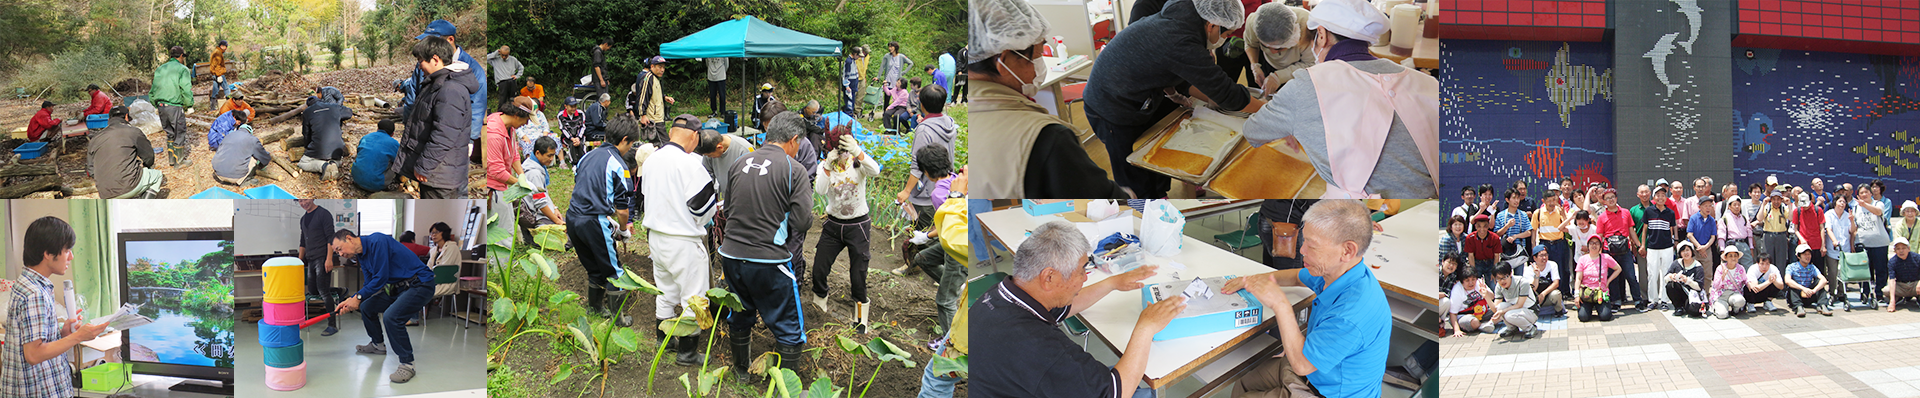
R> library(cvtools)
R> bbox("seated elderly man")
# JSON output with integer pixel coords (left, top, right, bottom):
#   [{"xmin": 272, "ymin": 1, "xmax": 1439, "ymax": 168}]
[
  {"xmin": 1221, "ymin": 199, "xmax": 1390, "ymax": 398},
  {"xmin": 972, "ymin": 221, "xmax": 1185, "ymax": 398}
]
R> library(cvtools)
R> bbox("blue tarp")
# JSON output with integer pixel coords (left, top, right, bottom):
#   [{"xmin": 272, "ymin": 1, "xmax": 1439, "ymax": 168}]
[{"xmin": 660, "ymin": 16, "xmax": 844, "ymax": 59}]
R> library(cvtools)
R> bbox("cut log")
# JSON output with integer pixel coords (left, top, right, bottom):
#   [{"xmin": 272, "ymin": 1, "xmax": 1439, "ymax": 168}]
[
  {"xmin": 266, "ymin": 105, "xmax": 306, "ymax": 125},
  {"xmin": 0, "ymin": 176, "xmax": 61, "ymax": 199},
  {"xmin": 0, "ymin": 163, "xmax": 58, "ymax": 178},
  {"xmin": 257, "ymin": 125, "xmax": 296, "ymax": 145}
]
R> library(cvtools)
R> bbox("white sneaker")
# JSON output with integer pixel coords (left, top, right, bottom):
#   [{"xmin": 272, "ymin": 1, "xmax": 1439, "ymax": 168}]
[{"xmin": 1763, "ymin": 302, "xmax": 1778, "ymax": 312}]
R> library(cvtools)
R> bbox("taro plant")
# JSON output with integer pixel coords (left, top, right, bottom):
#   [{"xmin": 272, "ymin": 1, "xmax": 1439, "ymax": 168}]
[
  {"xmin": 832, "ymin": 335, "xmax": 917, "ymax": 398},
  {"xmin": 487, "ymin": 182, "xmax": 570, "ymax": 339},
  {"xmin": 664, "ymin": 288, "xmax": 747, "ymax": 397},
  {"xmin": 748, "ymin": 352, "xmax": 834, "ymax": 398}
]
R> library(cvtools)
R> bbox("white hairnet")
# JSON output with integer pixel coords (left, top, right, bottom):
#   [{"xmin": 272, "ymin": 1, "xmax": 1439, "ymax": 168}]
[
  {"xmin": 1193, "ymin": 0, "xmax": 1246, "ymax": 30},
  {"xmin": 1249, "ymin": 3, "xmax": 1302, "ymax": 48},
  {"xmin": 1307, "ymin": 0, "xmax": 1389, "ymax": 44},
  {"xmin": 967, "ymin": 0, "xmax": 1051, "ymax": 64}
]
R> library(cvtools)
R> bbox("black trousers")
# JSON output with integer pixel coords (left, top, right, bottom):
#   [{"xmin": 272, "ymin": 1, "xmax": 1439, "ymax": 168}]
[
  {"xmin": 1578, "ymin": 301, "xmax": 1614, "ymax": 322},
  {"xmin": 1744, "ymin": 284, "xmax": 1783, "ymax": 306},
  {"xmin": 306, "ymin": 255, "xmax": 339, "ymax": 328},
  {"xmin": 1089, "ymin": 115, "xmax": 1171, "ymax": 199},
  {"xmin": 709, "ymin": 80, "xmax": 727, "ymax": 115},
  {"xmin": 1543, "ymin": 238, "xmax": 1572, "ymax": 297},
  {"xmin": 1666, "ymin": 283, "xmax": 1701, "ymax": 317},
  {"xmin": 565, "ymin": 213, "xmax": 620, "ymax": 287},
  {"xmin": 811, "ymin": 215, "xmax": 871, "ymax": 302},
  {"xmin": 1607, "ymin": 241, "xmax": 1642, "ymax": 304}
]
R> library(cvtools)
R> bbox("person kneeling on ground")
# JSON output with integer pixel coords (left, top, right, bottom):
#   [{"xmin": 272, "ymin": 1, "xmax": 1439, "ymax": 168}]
[
  {"xmin": 87, "ymin": 105, "xmax": 164, "ymax": 199},
  {"xmin": 1576, "ymin": 234, "xmax": 1620, "ymax": 322},
  {"xmin": 1525, "ymin": 245, "xmax": 1564, "ymax": 318},
  {"xmin": 1486, "ymin": 263, "xmax": 1540, "ymax": 338},
  {"xmin": 1745, "ymin": 254, "xmax": 1787, "ymax": 313},
  {"xmin": 1710, "ymin": 247, "xmax": 1749, "ymax": 319},
  {"xmin": 299, "ymin": 87, "xmax": 356, "ymax": 179},
  {"xmin": 1447, "ymin": 271, "xmax": 1492, "ymax": 335},
  {"xmin": 1663, "ymin": 242, "xmax": 1709, "ymax": 318},
  {"xmin": 972, "ymin": 220, "xmax": 1177, "ymax": 398},
  {"xmin": 1884, "ymin": 238, "xmax": 1918, "ymax": 312},
  {"xmin": 353, "ymin": 119, "xmax": 402, "ymax": 193},
  {"xmin": 515, "ymin": 136, "xmax": 564, "ymax": 239},
  {"xmin": 330, "ymin": 229, "xmax": 437, "ymax": 383},
  {"xmin": 26, "ymin": 101, "xmax": 62, "ymax": 142},
  {"xmin": 212, "ymin": 111, "xmax": 273, "ymax": 187},
  {"xmin": 1785, "ymin": 244, "xmax": 1833, "ymax": 317}
]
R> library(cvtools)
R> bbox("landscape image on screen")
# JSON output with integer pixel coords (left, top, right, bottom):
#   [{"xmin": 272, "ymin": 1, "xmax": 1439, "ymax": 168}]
[{"xmin": 124, "ymin": 240, "xmax": 235, "ymax": 368}]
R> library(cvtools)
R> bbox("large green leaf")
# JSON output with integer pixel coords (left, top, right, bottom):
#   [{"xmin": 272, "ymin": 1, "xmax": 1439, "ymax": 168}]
[
  {"xmin": 567, "ymin": 318, "xmax": 598, "ymax": 362},
  {"xmin": 486, "ymin": 243, "xmax": 513, "ymax": 267},
  {"xmin": 658, "ymin": 316, "xmax": 701, "ymax": 337},
  {"xmin": 705, "ymin": 288, "xmax": 745, "ymax": 312},
  {"xmin": 548, "ymin": 290, "xmax": 580, "ymax": 305},
  {"xmin": 805, "ymin": 376, "xmax": 842, "ymax": 398},
  {"xmin": 865, "ymin": 338, "xmax": 916, "ymax": 368},
  {"xmin": 928, "ymin": 355, "xmax": 967, "ymax": 378},
  {"xmin": 677, "ymin": 373, "xmax": 694, "ymax": 397},
  {"xmin": 491, "ymin": 298, "xmax": 516, "ymax": 324},
  {"xmin": 552, "ymin": 363, "xmax": 575, "ymax": 384},
  {"xmin": 522, "ymin": 250, "xmax": 557, "ymax": 280},
  {"xmin": 773, "ymin": 368, "xmax": 803, "ymax": 398},
  {"xmin": 611, "ymin": 327, "xmax": 642, "ymax": 354},
  {"xmin": 531, "ymin": 224, "xmax": 569, "ymax": 251},
  {"xmin": 608, "ymin": 268, "xmax": 664, "ymax": 295},
  {"xmin": 698, "ymin": 366, "xmax": 730, "ymax": 396},
  {"xmin": 486, "ymin": 213, "xmax": 513, "ymax": 247},
  {"xmin": 834, "ymin": 335, "xmax": 868, "ymax": 357},
  {"xmin": 504, "ymin": 178, "xmax": 536, "ymax": 203}
]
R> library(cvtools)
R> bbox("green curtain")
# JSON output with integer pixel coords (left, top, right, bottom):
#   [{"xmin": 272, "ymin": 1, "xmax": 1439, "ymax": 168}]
[{"xmin": 67, "ymin": 200, "xmax": 115, "ymax": 319}]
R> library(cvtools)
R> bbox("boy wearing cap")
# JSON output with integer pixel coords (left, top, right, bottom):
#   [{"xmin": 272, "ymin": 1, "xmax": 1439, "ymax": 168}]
[
  {"xmin": 642, "ymin": 114, "xmax": 721, "ymax": 366},
  {"xmin": 1887, "ymin": 238, "xmax": 1919, "ymax": 312},
  {"xmin": 1785, "ymin": 244, "xmax": 1833, "ymax": 317}
]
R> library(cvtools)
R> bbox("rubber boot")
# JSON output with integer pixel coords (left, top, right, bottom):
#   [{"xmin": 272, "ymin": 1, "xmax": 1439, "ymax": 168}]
[
  {"xmin": 587, "ymin": 285, "xmax": 607, "ymax": 318},
  {"xmin": 729, "ymin": 331, "xmax": 754, "ymax": 382},
  {"xmin": 854, "ymin": 300, "xmax": 871, "ymax": 335},
  {"xmin": 776, "ymin": 343, "xmax": 805, "ymax": 376},
  {"xmin": 676, "ymin": 330, "xmax": 703, "ymax": 366},
  {"xmin": 607, "ymin": 289, "xmax": 634, "ymax": 327}
]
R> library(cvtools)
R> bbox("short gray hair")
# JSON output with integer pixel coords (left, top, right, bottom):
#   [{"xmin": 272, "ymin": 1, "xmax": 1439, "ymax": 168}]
[
  {"xmin": 1251, "ymin": 4, "xmax": 1300, "ymax": 48},
  {"xmin": 1012, "ymin": 221, "xmax": 1090, "ymax": 282},
  {"xmin": 765, "ymin": 112, "xmax": 807, "ymax": 144},
  {"xmin": 1302, "ymin": 200, "xmax": 1373, "ymax": 258}
]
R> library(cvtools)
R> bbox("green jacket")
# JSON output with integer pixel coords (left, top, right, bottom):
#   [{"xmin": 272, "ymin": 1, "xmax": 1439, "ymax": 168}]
[{"xmin": 152, "ymin": 59, "xmax": 194, "ymax": 108}]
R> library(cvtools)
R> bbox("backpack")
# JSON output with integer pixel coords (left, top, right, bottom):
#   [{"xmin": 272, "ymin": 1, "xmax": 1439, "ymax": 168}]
[{"xmin": 628, "ymin": 72, "xmax": 657, "ymax": 122}]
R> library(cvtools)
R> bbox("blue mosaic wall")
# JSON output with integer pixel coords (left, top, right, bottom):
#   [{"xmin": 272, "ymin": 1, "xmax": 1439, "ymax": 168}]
[
  {"xmin": 1440, "ymin": 39, "xmax": 1617, "ymax": 217},
  {"xmin": 1731, "ymin": 49, "xmax": 1920, "ymax": 202}
]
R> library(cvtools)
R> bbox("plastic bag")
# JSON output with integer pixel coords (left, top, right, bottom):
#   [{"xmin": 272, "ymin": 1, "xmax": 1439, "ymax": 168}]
[
  {"xmin": 1141, "ymin": 199, "xmax": 1186, "ymax": 257},
  {"xmin": 127, "ymin": 99, "xmax": 161, "ymax": 135}
]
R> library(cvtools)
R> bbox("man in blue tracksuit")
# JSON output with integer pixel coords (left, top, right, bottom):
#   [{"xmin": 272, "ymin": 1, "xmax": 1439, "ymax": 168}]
[
  {"xmin": 721, "ymin": 112, "xmax": 815, "ymax": 378},
  {"xmin": 329, "ymin": 229, "xmax": 436, "ymax": 384},
  {"xmin": 568, "ymin": 114, "xmax": 641, "ymax": 327}
]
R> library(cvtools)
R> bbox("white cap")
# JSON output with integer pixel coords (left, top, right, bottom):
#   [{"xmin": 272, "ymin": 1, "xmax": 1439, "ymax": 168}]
[
  {"xmin": 1194, "ymin": 0, "xmax": 1248, "ymax": 31},
  {"xmin": 1767, "ymin": 175, "xmax": 1778, "ymax": 185},
  {"xmin": 1903, "ymin": 200, "xmax": 1917, "ymax": 213},
  {"xmin": 966, "ymin": 0, "xmax": 1051, "ymax": 64},
  {"xmin": 1306, "ymin": 0, "xmax": 1389, "ymax": 44},
  {"xmin": 1547, "ymin": 183, "xmax": 1561, "ymax": 191},
  {"xmin": 1896, "ymin": 236, "xmax": 1910, "ymax": 248},
  {"xmin": 1723, "ymin": 245, "xmax": 1743, "ymax": 255},
  {"xmin": 1797, "ymin": 244, "xmax": 1814, "ymax": 255}
]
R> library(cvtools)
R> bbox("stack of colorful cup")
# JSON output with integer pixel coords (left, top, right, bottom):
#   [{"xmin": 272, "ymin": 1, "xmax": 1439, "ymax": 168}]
[{"xmin": 260, "ymin": 257, "xmax": 307, "ymax": 391}]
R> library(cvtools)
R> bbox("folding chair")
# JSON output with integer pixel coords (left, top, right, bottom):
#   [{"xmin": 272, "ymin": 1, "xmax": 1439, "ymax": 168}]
[{"xmin": 1212, "ymin": 213, "xmax": 1265, "ymax": 257}]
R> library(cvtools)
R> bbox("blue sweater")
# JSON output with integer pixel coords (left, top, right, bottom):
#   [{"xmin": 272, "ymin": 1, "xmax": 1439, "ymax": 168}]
[{"xmin": 353, "ymin": 232, "xmax": 435, "ymax": 298}]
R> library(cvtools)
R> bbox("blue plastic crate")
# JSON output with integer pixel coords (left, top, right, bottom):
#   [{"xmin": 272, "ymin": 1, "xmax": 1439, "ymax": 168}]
[
  {"xmin": 12, "ymin": 142, "xmax": 49, "ymax": 160},
  {"xmin": 85, "ymin": 114, "xmax": 110, "ymax": 129},
  {"xmin": 1022, "ymin": 200, "xmax": 1073, "ymax": 216},
  {"xmin": 188, "ymin": 187, "xmax": 245, "ymax": 199},
  {"xmin": 244, "ymin": 185, "xmax": 298, "ymax": 199}
]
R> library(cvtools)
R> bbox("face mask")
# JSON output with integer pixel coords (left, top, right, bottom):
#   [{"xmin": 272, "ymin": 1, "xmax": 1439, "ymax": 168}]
[{"xmin": 1001, "ymin": 50, "xmax": 1045, "ymax": 97}]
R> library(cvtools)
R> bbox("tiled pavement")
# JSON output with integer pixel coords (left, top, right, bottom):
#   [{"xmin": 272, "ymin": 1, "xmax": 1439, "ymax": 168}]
[{"xmin": 1441, "ymin": 297, "xmax": 1920, "ymax": 397}]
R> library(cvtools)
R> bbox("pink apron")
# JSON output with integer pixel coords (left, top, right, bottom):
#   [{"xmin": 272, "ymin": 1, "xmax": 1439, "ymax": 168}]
[{"xmin": 1305, "ymin": 60, "xmax": 1439, "ymax": 199}]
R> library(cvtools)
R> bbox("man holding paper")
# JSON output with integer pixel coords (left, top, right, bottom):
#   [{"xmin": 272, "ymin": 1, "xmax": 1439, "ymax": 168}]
[
  {"xmin": 1220, "ymin": 200, "xmax": 1390, "ymax": 398},
  {"xmin": 972, "ymin": 221, "xmax": 1183, "ymax": 398},
  {"xmin": 2, "ymin": 217, "xmax": 109, "ymax": 398}
]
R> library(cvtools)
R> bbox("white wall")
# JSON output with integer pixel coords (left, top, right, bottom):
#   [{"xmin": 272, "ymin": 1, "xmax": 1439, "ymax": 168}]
[
  {"xmin": 6, "ymin": 199, "xmax": 71, "ymax": 284},
  {"xmin": 406, "ymin": 199, "xmax": 481, "ymax": 251}
]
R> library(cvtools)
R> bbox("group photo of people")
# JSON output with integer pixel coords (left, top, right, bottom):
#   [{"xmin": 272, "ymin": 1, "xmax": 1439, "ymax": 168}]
[{"xmin": 969, "ymin": 0, "xmax": 1438, "ymax": 199}]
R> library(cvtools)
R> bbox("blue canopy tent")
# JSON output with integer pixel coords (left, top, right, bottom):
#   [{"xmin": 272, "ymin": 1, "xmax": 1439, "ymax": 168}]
[{"xmin": 661, "ymin": 16, "xmax": 843, "ymax": 130}]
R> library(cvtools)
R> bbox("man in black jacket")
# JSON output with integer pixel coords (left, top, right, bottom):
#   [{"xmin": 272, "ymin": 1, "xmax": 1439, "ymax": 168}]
[
  {"xmin": 393, "ymin": 35, "xmax": 478, "ymax": 199},
  {"xmin": 1083, "ymin": 0, "xmax": 1265, "ymax": 199},
  {"xmin": 299, "ymin": 87, "xmax": 356, "ymax": 180},
  {"xmin": 720, "ymin": 112, "xmax": 816, "ymax": 378}
]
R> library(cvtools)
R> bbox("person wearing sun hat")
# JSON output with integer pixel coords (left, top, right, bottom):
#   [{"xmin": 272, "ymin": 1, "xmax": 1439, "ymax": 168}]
[
  {"xmin": 1893, "ymin": 201, "xmax": 1919, "ymax": 247},
  {"xmin": 1784, "ymin": 243, "xmax": 1833, "ymax": 317},
  {"xmin": 1710, "ymin": 245, "xmax": 1749, "ymax": 319},
  {"xmin": 1886, "ymin": 236, "xmax": 1919, "ymax": 312}
]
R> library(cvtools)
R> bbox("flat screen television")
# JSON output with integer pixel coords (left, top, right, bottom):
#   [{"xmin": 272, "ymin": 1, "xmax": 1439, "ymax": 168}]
[{"xmin": 117, "ymin": 229, "xmax": 235, "ymax": 394}]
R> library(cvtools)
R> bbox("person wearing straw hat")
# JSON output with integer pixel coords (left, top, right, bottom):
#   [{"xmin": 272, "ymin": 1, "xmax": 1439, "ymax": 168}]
[
  {"xmin": 1710, "ymin": 246, "xmax": 1749, "ymax": 319},
  {"xmin": 1785, "ymin": 244, "xmax": 1833, "ymax": 317},
  {"xmin": 329, "ymin": 229, "xmax": 436, "ymax": 384},
  {"xmin": 967, "ymin": 0, "xmax": 1127, "ymax": 199},
  {"xmin": 1886, "ymin": 237, "xmax": 1919, "ymax": 312},
  {"xmin": 1242, "ymin": 0, "xmax": 1438, "ymax": 199}
]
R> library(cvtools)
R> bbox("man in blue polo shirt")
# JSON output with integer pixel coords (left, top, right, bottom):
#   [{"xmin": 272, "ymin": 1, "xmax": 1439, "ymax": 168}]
[
  {"xmin": 1221, "ymin": 200, "xmax": 1390, "ymax": 398},
  {"xmin": 330, "ymin": 229, "xmax": 437, "ymax": 384}
]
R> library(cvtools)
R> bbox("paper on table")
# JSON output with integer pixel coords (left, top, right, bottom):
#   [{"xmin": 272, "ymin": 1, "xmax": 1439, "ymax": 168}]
[
  {"xmin": 1076, "ymin": 215, "xmax": 1136, "ymax": 249},
  {"xmin": 1088, "ymin": 200, "xmax": 1123, "ymax": 221},
  {"xmin": 1181, "ymin": 277, "xmax": 1215, "ymax": 301}
]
